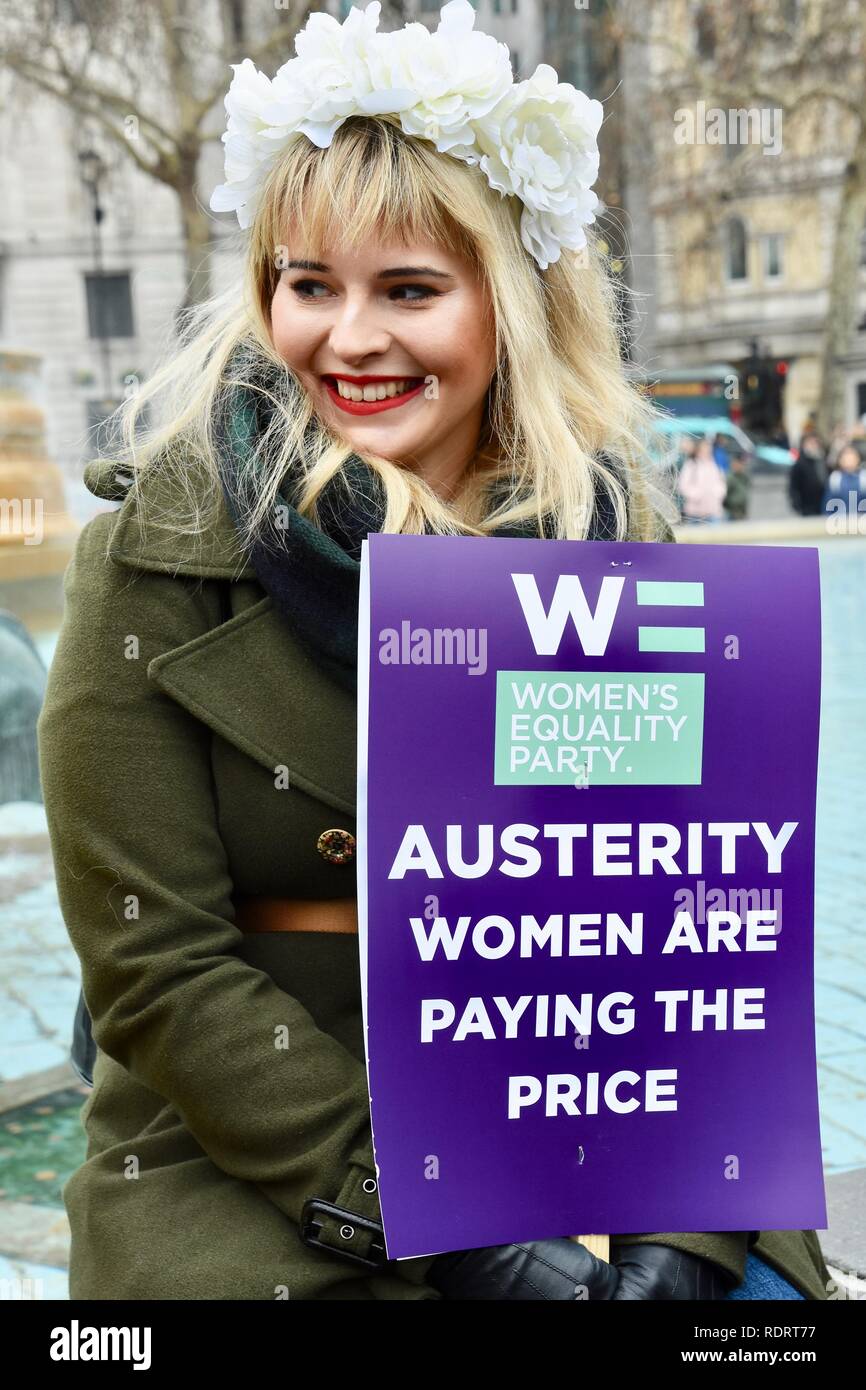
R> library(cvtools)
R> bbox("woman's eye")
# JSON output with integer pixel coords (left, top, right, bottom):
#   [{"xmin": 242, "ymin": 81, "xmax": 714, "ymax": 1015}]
[
  {"xmin": 291, "ymin": 279, "xmax": 331, "ymax": 299},
  {"xmin": 389, "ymin": 284, "xmax": 439, "ymax": 303},
  {"xmin": 288, "ymin": 278, "xmax": 439, "ymax": 303}
]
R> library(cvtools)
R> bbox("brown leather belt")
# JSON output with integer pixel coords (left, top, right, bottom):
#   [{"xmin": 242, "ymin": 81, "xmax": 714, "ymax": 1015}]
[{"xmin": 233, "ymin": 895, "xmax": 358, "ymax": 934}]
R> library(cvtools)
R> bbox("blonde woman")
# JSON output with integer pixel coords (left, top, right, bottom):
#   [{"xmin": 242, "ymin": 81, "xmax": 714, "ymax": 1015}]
[{"xmin": 38, "ymin": 2, "xmax": 831, "ymax": 1301}]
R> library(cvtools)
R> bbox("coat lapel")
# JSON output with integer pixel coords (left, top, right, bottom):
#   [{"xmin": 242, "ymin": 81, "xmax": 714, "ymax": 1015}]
[
  {"xmin": 86, "ymin": 455, "xmax": 259, "ymax": 582},
  {"xmin": 86, "ymin": 458, "xmax": 357, "ymax": 817},
  {"xmin": 147, "ymin": 601, "xmax": 358, "ymax": 817}
]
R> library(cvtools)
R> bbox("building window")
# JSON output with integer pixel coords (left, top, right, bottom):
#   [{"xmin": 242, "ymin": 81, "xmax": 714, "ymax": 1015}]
[
  {"xmin": 695, "ymin": 3, "xmax": 717, "ymax": 60},
  {"xmin": 511, "ymin": 47, "xmax": 520, "ymax": 74},
  {"xmin": 725, "ymin": 217, "xmax": 748, "ymax": 282},
  {"xmin": 53, "ymin": 0, "xmax": 85, "ymax": 22},
  {"xmin": 84, "ymin": 272, "xmax": 134, "ymax": 339},
  {"xmin": 762, "ymin": 233, "xmax": 784, "ymax": 281},
  {"xmin": 226, "ymin": 0, "xmax": 245, "ymax": 42}
]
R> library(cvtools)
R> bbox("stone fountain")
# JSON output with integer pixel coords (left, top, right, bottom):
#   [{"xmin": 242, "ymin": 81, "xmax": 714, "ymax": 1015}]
[
  {"xmin": 0, "ymin": 349, "xmax": 78, "ymax": 802},
  {"xmin": 0, "ymin": 349, "xmax": 78, "ymax": 634}
]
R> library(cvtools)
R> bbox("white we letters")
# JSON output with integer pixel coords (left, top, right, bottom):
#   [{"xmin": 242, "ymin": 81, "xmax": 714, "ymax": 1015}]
[{"xmin": 510, "ymin": 573, "xmax": 625, "ymax": 656}]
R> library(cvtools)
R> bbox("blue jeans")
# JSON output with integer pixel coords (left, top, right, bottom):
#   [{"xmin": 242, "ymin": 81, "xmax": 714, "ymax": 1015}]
[{"xmin": 724, "ymin": 1252, "xmax": 806, "ymax": 1300}]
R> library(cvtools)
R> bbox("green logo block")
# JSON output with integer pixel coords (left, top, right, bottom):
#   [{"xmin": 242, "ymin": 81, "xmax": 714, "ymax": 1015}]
[{"xmin": 494, "ymin": 671, "xmax": 705, "ymax": 786}]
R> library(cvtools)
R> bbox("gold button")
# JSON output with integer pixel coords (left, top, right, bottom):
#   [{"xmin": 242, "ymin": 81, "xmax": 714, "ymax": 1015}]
[{"xmin": 317, "ymin": 828, "xmax": 356, "ymax": 865}]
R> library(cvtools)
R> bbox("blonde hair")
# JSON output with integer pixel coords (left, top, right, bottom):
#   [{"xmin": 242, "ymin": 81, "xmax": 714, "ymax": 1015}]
[{"xmin": 109, "ymin": 115, "xmax": 677, "ymax": 552}]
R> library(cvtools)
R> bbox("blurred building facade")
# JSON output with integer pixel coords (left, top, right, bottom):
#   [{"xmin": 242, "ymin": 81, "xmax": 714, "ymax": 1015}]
[
  {"xmin": 0, "ymin": 88, "xmax": 233, "ymax": 519},
  {"xmin": 629, "ymin": 0, "xmax": 866, "ymax": 443}
]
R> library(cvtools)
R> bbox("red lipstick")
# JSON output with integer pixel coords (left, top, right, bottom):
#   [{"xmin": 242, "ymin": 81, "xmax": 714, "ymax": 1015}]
[{"xmin": 321, "ymin": 374, "xmax": 426, "ymax": 416}]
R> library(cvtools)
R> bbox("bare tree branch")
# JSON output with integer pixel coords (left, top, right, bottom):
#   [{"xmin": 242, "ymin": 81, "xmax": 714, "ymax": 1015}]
[{"xmin": 0, "ymin": 0, "xmax": 313, "ymax": 306}]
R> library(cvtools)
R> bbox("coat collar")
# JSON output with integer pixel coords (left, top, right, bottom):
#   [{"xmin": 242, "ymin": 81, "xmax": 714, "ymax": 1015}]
[
  {"xmin": 85, "ymin": 457, "xmax": 260, "ymax": 580},
  {"xmin": 84, "ymin": 457, "xmax": 357, "ymax": 817}
]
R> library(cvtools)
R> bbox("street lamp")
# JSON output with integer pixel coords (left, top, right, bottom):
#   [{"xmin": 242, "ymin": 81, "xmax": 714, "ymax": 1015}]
[
  {"xmin": 77, "ymin": 147, "xmax": 107, "ymax": 246},
  {"xmin": 77, "ymin": 146, "xmax": 112, "ymax": 400}
]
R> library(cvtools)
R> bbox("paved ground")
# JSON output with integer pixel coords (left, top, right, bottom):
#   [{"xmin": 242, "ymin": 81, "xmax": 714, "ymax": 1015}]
[
  {"xmin": 0, "ymin": 805, "xmax": 82, "ymax": 1083},
  {"xmin": 811, "ymin": 539, "xmax": 866, "ymax": 1172}
]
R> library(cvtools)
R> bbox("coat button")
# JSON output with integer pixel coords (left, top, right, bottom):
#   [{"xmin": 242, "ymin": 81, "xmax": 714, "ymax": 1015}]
[{"xmin": 317, "ymin": 828, "xmax": 356, "ymax": 864}]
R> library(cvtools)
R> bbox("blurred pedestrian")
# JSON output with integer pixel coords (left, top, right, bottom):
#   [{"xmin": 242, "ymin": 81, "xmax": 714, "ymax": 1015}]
[
  {"xmin": 677, "ymin": 434, "xmax": 697, "ymax": 468},
  {"xmin": 770, "ymin": 424, "xmax": 790, "ymax": 450},
  {"xmin": 678, "ymin": 437, "xmax": 728, "ymax": 523},
  {"xmin": 822, "ymin": 442, "xmax": 866, "ymax": 517},
  {"xmin": 724, "ymin": 452, "xmax": 752, "ymax": 521},
  {"xmin": 848, "ymin": 420, "xmax": 866, "ymax": 466},
  {"xmin": 827, "ymin": 424, "xmax": 849, "ymax": 465},
  {"xmin": 712, "ymin": 434, "xmax": 730, "ymax": 473},
  {"xmin": 789, "ymin": 432, "xmax": 828, "ymax": 516}
]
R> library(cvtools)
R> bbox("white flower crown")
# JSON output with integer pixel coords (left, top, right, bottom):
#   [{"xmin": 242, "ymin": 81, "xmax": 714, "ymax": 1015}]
[{"xmin": 209, "ymin": 0, "xmax": 603, "ymax": 271}]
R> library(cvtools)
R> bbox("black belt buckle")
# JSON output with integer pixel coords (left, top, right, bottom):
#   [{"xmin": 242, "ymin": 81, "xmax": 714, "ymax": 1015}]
[{"xmin": 300, "ymin": 1197, "xmax": 388, "ymax": 1271}]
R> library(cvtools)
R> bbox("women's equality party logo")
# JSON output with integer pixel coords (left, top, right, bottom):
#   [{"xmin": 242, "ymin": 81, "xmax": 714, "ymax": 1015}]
[{"xmin": 494, "ymin": 575, "xmax": 706, "ymax": 787}]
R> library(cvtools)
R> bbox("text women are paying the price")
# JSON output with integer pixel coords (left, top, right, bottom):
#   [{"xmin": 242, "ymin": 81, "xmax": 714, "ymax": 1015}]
[{"xmin": 383, "ymin": 818, "xmax": 792, "ymax": 1121}]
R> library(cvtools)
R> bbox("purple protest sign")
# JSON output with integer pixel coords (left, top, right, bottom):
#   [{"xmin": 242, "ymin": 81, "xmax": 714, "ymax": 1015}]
[{"xmin": 356, "ymin": 534, "xmax": 826, "ymax": 1260}]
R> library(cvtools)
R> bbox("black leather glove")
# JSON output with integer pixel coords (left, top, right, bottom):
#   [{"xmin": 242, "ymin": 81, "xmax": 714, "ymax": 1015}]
[
  {"xmin": 428, "ymin": 1237, "xmax": 620, "ymax": 1300},
  {"xmin": 610, "ymin": 1242, "xmax": 731, "ymax": 1300}
]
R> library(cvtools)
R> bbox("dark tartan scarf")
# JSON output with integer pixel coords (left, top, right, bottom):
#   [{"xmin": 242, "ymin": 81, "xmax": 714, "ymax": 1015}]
[{"xmin": 213, "ymin": 346, "xmax": 620, "ymax": 694}]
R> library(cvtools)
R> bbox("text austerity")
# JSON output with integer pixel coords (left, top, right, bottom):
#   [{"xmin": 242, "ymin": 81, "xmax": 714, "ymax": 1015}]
[{"xmin": 388, "ymin": 820, "xmax": 799, "ymax": 879}]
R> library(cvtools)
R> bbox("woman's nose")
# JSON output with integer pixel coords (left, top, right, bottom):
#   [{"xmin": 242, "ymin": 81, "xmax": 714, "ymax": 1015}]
[{"xmin": 327, "ymin": 297, "xmax": 391, "ymax": 363}]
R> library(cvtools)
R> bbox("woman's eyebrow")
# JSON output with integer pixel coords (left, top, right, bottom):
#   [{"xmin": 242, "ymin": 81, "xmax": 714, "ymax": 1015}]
[
  {"xmin": 379, "ymin": 265, "xmax": 455, "ymax": 280},
  {"xmin": 285, "ymin": 258, "xmax": 454, "ymax": 280}
]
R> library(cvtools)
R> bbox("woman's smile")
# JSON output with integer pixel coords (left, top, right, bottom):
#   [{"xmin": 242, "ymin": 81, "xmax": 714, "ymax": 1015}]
[{"xmin": 322, "ymin": 373, "xmax": 427, "ymax": 414}]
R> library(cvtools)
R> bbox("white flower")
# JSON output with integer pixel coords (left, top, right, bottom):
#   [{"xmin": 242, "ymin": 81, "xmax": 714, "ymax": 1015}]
[
  {"xmin": 209, "ymin": 60, "xmax": 283, "ymax": 227},
  {"xmin": 365, "ymin": 1, "xmax": 513, "ymax": 158},
  {"xmin": 262, "ymin": 3, "xmax": 415, "ymax": 149},
  {"xmin": 476, "ymin": 64, "xmax": 603, "ymax": 267},
  {"xmin": 208, "ymin": 2, "xmax": 602, "ymax": 269},
  {"xmin": 221, "ymin": 58, "xmax": 276, "ymax": 142}
]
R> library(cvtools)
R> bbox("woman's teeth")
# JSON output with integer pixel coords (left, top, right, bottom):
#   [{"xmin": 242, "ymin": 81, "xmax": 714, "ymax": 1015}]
[{"xmin": 332, "ymin": 379, "xmax": 416, "ymax": 402}]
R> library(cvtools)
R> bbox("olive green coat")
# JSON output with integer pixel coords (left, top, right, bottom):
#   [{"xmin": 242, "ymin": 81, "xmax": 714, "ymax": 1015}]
[{"xmin": 36, "ymin": 456, "xmax": 833, "ymax": 1301}]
